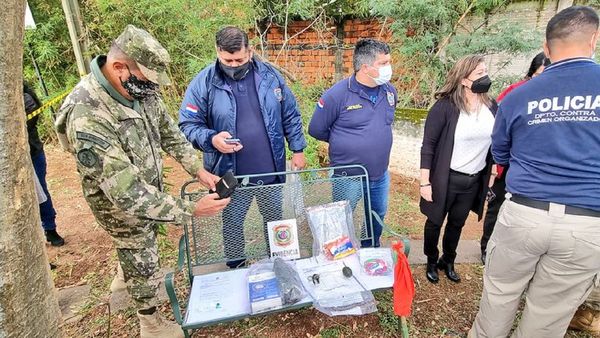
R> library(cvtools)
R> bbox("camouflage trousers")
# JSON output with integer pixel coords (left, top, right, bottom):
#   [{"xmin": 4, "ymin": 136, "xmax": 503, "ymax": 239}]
[
  {"xmin": 583, "ymin": 283, "xmax": 600, "ymax": 311},
  {"xmin": 116, "ymin": 236, "xmax": 161, "ymax": 310}
]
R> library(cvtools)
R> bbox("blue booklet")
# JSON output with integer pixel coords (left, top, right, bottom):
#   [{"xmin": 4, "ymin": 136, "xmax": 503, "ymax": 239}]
[{"xmin": 248, "ymin": 271, "xmax": 282, "ymax": 314}]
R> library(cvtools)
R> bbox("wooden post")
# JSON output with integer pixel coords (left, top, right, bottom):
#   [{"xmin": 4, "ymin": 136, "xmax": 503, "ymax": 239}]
[
  {"xmin": 61, "ymin": 0, "xmax": 90, "ymax": 76},
  {"xmin": 556, "ymin": 0, "xmax": 574, "ymax": 13}
]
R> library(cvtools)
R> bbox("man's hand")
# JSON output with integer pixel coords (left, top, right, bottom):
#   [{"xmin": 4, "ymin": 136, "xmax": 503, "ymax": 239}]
[
  {"xmin": 197, "ymin": 168, "xmax": 220, "ymax": 191},
  {"xmin": 212, "ymin": 131, "xmax": 243, "ymax": 154},
  {"xmin": 193, "ymin": 193, "xmax": 230, "ymax": 217},
  {"xmin": 291, "ymin": 152, "xmax": 306, "ymax": 170}
]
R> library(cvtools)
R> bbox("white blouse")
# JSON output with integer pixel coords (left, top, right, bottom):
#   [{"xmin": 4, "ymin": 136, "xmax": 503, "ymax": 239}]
[{"xmin": 450, "ymin": 105, "xmax": 495, "ymax": 175}]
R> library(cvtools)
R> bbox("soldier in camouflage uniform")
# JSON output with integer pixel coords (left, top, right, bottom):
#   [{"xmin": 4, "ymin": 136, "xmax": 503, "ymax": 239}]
[{"xmin": 56, "ymin": 25, "xmax": 230, "ymax": 338}]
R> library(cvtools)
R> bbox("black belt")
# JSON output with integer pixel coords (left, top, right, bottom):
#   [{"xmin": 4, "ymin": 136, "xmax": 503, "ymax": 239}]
[
  {"xmin": 449, "ymin": 169, "xmax": 481, "ymax": 177},
  {"xmin": 510, "ymin": 195, "xmax": 600, "ymax": 218}
]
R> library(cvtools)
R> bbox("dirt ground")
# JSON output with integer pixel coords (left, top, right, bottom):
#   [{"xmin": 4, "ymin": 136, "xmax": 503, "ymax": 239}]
[{"xmin": 43, "ymin": 145, "xmax": 596, "ymax": 337}]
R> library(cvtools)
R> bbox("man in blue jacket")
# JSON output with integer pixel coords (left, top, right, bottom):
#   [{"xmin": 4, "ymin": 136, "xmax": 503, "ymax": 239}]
[
  {"xmin": 470, "ymin": 6, "xmax": 600, "ymax": 337},
  {"xmin": 179, "ymin": 26, "xmax": 306, "ymax": 268},
  {"xmin": 308, "ymin": 39, "xmax": 396, "ymax": 248}
]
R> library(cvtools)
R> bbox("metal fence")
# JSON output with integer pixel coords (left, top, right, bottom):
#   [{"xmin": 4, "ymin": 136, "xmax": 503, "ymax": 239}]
[{"xmin": 180, "ymin": 165, "xmax": 374, "ymax": 274}]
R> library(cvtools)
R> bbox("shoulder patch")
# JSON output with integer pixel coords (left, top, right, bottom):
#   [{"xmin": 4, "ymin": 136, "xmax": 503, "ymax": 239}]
[
  {"xmin": 76, "ymin": 131, "xmax": 110, "ymax": 150},
  {"xmin": 77, "ymin": 148, "xmax": 98, "ymax": 168},
  {"xmin": 185, "ymin": 103, "xmax": 198, "ymax": 114},
  {"xmin": 387, "ymin": 91, "xmax": 395, "ymax": 106},
  {"xmin": 317, "ymin": 98, "xmax": 325, "ymax": 109},
  {"xmin": 274, "ymin": 88, "xmax": 283, "ymax": 102}
]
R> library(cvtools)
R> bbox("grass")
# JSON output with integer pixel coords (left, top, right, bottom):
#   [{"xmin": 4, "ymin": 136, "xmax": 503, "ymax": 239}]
[
  {"xmin": 373, "ymin": 290, "xmax": 405, "ymax": 336},
  {"xmin": 385, "ymin": 191, "xmax": 422, "ymax": 237},
  {"xmin": 319, "ymin": 325, "xmax": 346, "ymax": 338}
]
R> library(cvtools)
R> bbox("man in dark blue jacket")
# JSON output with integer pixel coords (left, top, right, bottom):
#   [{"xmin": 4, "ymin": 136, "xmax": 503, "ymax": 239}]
[
  {"xmin": 309, "ymin": 39, "xmax": 397, "ymax": 248},
  {"xmin": 470, "ymin": 6, "xmax": 600, "ymax": 337},
  {"xmin": 24, "ymin": 83, "xmax": 64, "ymax": 246},
  {"xmin": 179, "ymin": 26, "xmax": 306, "ymax": 268}
]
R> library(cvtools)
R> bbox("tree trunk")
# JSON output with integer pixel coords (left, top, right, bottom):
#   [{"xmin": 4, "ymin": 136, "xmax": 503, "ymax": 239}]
[{"xmin": 0, "ymin": 1, "xmax": 61, "ymax": 337}]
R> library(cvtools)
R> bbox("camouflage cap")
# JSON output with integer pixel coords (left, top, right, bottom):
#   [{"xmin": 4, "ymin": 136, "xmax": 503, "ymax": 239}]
[{"xmin": 114, "ymin": 25, "xmax": 171, "ymax": 85}]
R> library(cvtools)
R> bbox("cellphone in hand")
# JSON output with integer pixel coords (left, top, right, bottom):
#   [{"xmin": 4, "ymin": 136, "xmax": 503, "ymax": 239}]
[
  {"xmin": 224, "ymin": 138, "xmax": 241, "ymax": 145},
  {"xmin": 210, "ymin": 171, "xmax": 238, "ymax": 199}
]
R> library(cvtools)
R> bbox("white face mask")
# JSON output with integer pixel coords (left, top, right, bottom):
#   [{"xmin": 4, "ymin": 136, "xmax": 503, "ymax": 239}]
[{"xmin": 369, "ymin": 64, "xmax": 392, "ymax": 85}]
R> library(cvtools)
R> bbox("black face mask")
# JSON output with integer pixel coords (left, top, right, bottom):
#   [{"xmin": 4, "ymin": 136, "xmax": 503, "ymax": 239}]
[
  {"xmin": 120, "ymin": 66, "xmax": 159, "ymax": 100},
  {"xmin": 469, "ymin": 75, "xmax": 492, "ymax": 93},
  {"xmin": 219, "ymin": 61, "xmax": 251, "ymax": 81}
]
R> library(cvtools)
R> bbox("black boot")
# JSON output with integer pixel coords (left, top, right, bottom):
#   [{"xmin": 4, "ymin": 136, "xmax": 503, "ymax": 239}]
[
  {"xmin": 437, "ymin": 258, "xmax": 461, "ymax": 283},
  {"xmin": 426, "ymin": 263, "xmax": 439, "ymax": 283},
  {"xmin": 481, "ymin": 251, "xmax": 487, "ymax": 265},
  {"xmin": 45, "ymin": 229, "xmax": 65, "ymax": 247}
]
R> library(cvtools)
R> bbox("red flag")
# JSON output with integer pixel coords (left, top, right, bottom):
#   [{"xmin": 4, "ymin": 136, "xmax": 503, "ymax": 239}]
[
  {"xmin": 496, "ymin": 164, "xmax": 506, "ymax": 179},
  {"xmin": 392, "ymin": 241, "xmax": 415, "ymax": 317}
]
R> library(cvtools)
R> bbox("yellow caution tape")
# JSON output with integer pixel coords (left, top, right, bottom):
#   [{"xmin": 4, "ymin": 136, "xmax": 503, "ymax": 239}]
[{"xmin": 26, "ymin": 89, "xmax": 71, "ymax": 121}]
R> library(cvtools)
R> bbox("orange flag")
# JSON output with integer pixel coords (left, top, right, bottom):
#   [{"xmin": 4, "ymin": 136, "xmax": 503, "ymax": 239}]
[{"xmin": 392, "ymin": 241, "xmax": 415, "ymax": 317}]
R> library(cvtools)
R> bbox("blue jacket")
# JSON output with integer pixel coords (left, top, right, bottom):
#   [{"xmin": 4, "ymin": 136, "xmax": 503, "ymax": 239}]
[
  {"xmin": 492, "ymin": 57, "xmax": 600, "ymax": 211},
  {"xmin": 179, "ymin": 59, "xmax": 306, "ymax": 176}
]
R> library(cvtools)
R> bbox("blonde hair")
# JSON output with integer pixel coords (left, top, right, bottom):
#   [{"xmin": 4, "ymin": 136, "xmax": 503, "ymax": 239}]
[{"xmin": 435, "ymin": 54, "xmax": 492, "ymax": 113}]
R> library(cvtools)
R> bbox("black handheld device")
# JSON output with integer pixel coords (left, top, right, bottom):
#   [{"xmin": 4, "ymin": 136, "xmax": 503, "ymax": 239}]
[{"xmin": 210, "ymin": 171, "xmax": 238, "ymax": 199}]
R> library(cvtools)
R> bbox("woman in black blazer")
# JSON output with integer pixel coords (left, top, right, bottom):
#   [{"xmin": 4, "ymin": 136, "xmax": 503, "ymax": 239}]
[{"xmin": 419, "ymin": 55, "xmax": 497, "ymax": 284}]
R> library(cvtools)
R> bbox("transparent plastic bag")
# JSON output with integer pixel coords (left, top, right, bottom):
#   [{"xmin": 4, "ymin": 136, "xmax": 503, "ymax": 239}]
[
  {"xmin": 283, "ymin": 161, "xmax": 305, "ymax": 218},
  {"xmin": 306, "ymin": 201, "xmax": 359, "ymax": 260},
  {"xmin": 247, "ymin": 258, "xmax": 306, "ymax": 314},
  {"xmin": 298, "ymin": 259, "xmax": 377, "ymax": 316},
  {"xmin": 273, "ymin": 257, "xmax": 305, "ymax": 305},
  {"xmin": 358, "ymin": 248, "xmax": 394, "ymax": 277}
]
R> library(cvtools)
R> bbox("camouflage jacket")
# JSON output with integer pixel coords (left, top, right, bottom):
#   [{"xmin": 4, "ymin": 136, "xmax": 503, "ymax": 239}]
[{"xmin": 56, "ymin": 56, "xmax": 202, "ymax": 248}]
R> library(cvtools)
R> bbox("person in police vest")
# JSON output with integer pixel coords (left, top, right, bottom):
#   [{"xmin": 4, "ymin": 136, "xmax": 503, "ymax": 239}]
[
  {"xmin": 470, "ymin": 6, "xmax": 600, "ymax": 337},
  {"xmin": 309, "ymin": 38, "xmax": 397, "ymax": 248}
]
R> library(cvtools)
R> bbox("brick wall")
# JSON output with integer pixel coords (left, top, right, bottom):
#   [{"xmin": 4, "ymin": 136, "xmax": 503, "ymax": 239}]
[
  {"xmin": 253, "ymin": 0, "xmax": 576, "ymax": 85},
  {"xmin": 253, "ymin": 19, "xmax": 391, "ymax": 84}
]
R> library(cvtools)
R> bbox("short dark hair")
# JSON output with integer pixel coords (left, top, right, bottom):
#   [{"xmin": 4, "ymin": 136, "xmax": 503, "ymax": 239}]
[
  {"xmin": 23, "ymin": 82, "xmax": 42, "ymax": 108},
  {"xmin": 526, "ymin": 52, "xmax": 551, "ymax": 78},
  {"xmin": 353, "ymin": 39, "xmax": 391, "ymax": 72},
  {"xmin": 216, "ymin": 26, "xmax": 249, "ymax": 53},
  {"xmin": 546, "ymin": 6, "xmax": 599, "ymax": 48}
]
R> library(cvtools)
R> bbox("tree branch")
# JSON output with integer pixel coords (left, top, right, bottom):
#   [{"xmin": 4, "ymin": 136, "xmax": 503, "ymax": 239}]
[{"xmin": 402, "ymin": 0, "xmax": 477, "ymax": 107}]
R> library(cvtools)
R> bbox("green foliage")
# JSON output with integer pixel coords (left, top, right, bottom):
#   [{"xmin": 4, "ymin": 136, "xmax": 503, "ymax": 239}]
[
  {"xmin": 26, "ymin": 0, "xmax": 543, "ymax": 136},
  {"xmin": 26, "ymin": 0, "xmax": 80, "ymax": 94},
  {"xmin": 288, "ymin": 81, "xmax": 328, "ymax": 169},
  {"xmin": 374, "ymin": 290, "xmax": 402, "ymax": 335},
  {"xmin": 319, "ymin": 325, "xmax": 345, "ymax": 338},
  {"xmin": 370, "ymin": 0, "xmax": 539, "ymax": 108},
  {"xmin": 445, "ymin": 21, "xmax": 540, "ymax": 59},
  {"xmin": 82, "ymin": 0, "xmax": 254, "ymax": 112},
  {"xmin": 25, "ymin": 0, "xmax": 80, "ymax": 141},
  {"xmin": 25, "ymin": 0, "xmax": 255, "ymax": 130},
  {"xmin": 254, "ymin": 0, "xmax": 369, "ymax": 23}
]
